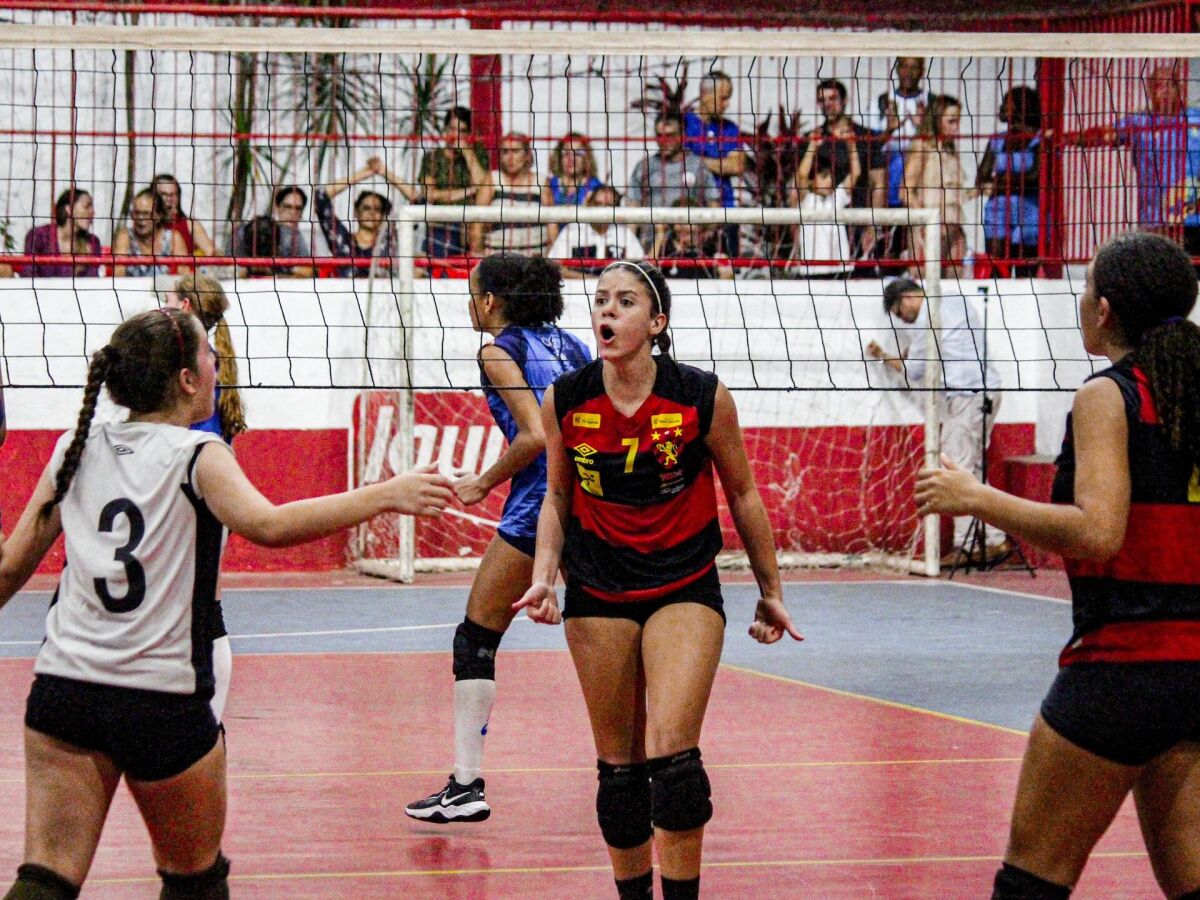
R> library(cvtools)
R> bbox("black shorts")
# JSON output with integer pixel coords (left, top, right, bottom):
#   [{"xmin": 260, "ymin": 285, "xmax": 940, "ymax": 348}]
[
  {"xmin": 497, "ymin": 529, "xmax": 536, "ymax": 559},
  {"xmin": 1041, "ymin": 662, "xmax": 1200, "ymax": 766},
  {"xmin": 210, "ymin": 600, "xmax": 228, "ymax": 641},
  {"xmin": 562, "ymin": 565, "xmax": 725, "ymax": 627},
  {"xmin": 26, "ymin": 673, "xmax": 220, "ymax": 781}
]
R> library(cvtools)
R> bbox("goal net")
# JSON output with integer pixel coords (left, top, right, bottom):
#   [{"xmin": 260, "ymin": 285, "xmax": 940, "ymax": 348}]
[{"xmin": 0, "ymin": 19, "xmax": 1178, "ymax": 578}]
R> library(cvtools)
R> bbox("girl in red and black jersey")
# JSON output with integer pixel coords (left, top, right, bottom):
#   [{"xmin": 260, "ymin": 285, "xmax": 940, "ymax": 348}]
[
  {"xmin": 917, "ymin": 231, "xmax": 1200, "ymax": 900},
  {"xmin": 515, "ymin": 260, "xmax": 801, "ymax": 900}
]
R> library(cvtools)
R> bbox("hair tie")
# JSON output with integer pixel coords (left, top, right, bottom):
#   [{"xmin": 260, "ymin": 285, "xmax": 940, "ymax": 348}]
[
  {"xmin": 159, "ymin": 308, "xmax": 187, "ymax": 363},
  {"xmin": 1163, "ymin": 315, "xmax": 1188, "ymax": 326},
  {"xmin": 599, "ymin": 260, "xmax": 662, "ymax": 313}
]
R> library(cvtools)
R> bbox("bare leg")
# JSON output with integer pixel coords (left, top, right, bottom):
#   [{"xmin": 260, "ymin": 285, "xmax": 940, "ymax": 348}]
[
  {"xmin": 565, "ymin": 616, "xmax": 650, "ymax": 881},
  {"xmin": 641, "ymin": 603, "xmax": 725, "ymax": 882},
  {"xmin": 465, "ymin": 536, "xmax": 533, "ymax": 632},
  {"xmin": 1134, "ymin": 741, "xmax": 1200, "ymax": 897},
  {"xmin": 21, "ymin": 728, "xmax": 121, "ymax": 887}
]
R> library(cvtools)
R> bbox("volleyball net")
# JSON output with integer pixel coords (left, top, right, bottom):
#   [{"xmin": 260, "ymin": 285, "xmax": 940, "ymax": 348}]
[{"xmin": 0, "ymin": 21, "xmax": 1189, "ymax": 575}]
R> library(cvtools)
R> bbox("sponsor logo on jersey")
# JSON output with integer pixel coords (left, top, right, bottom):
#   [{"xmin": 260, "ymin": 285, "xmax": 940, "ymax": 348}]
[
  {"xmin": 572, "ymin": 412, "xmax": 602, "ymax": 429},
  {"xmin": 574, "ymin": 443, "xmax": 598, "ymax": 465},
  {"xmin": 114, "ymin": 445, "xmax": 134, "ymax": 455},
  {"xmin": 651, "ymin": 413, "xmax": 682, "ymax": 430}
]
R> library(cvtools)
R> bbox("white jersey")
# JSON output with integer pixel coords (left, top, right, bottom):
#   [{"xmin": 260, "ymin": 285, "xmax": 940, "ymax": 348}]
[{"xmin": 36, "ymin": 421, "xmax": 227, "ymax": 696}]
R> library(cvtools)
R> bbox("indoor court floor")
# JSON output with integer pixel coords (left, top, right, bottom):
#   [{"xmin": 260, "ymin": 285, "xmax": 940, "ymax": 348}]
[{"xmin": 0, "ymin": 571, "xmax": 1159, "ymax": 898}]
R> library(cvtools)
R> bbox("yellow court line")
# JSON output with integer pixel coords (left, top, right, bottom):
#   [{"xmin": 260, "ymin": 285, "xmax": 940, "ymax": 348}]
[
  {"xmin": 720, "ymin": 662, "xmax": 1030, "ymax": 736},
  {"xmin": 89, "ymin": 851, "xmax": 1148, "ymax": 886}
]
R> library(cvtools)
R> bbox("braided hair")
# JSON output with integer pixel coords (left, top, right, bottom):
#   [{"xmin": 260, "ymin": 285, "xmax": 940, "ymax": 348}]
[
  {"xmin": 175, "ymin": 273, "xmax": 247, "ymax": 442},
  {"xmin": 39, "ymin": 308, "xmax": 203, "ymax": 519},
  {"xmin": 474, "ymin": 252, "xmax": 565, "ymax": 326},
  {"xmin": 1093, "ymin": 231, "xmax": 1200, "ymax": 469}
]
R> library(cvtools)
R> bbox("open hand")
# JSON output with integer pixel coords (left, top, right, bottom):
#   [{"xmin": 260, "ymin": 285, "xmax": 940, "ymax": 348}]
[
  {"xmin": 749, "ymin": 595, "xmax": 804, "ymax": 644},
  {"xmin": 513, "ymin": 581, "xmax": 562, "ymax": 625},
  {"xmin": 453, "ymin": 474, "xmax": 490, "ymax": 507},
  {"xmin": 914, "ymin": 453, "xmax": 980, "ymax": 517},
  {"xmin": 385, "ymin": 464, "xmax": 454, "ymax": 517}
]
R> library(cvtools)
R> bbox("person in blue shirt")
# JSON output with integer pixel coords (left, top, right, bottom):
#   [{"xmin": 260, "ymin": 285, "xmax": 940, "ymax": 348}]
[
  {"xmin": 977, "ymin": 86, "xmax": 1043, "ymax": 277},
  {"xmin": 406, "ymin": 253, "xmax": 591, "ymax": 825},
  {"xmin": 684, "ymin": 71, "xmax": 748, "ymax": 258}
]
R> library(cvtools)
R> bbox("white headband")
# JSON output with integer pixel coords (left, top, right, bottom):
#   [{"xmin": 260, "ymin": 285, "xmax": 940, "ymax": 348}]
[{"xmin": 599, "ymin": 260, "xmax": 663, "ymax": 313}]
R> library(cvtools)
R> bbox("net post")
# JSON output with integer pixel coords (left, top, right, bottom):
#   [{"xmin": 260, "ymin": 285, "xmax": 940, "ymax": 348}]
[
  {"xmin": 394, "ymin": 217, "xmax": 417, "ymax": 583},
  {"xmin": 921, "ymin": 212, "xmax": 943, "ymax": 579}
]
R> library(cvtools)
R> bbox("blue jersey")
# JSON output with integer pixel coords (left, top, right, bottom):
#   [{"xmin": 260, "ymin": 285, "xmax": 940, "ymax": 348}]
[
  {"xmin": 683, "ymin": 112, "xmax": 742, "ymax": 208},
  {"xmin": 1116, "ymin": 109, "xmax": 1200, "ymax": 228},
  {"xmin": 483, "ymin": 325, "xmax": 591, "ymax": 541}
]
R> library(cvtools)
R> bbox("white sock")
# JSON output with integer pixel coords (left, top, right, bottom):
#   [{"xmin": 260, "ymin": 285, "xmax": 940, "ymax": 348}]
[
  {"xmin": 210, "ymin": 635, "xmax": 233, "ymax": 723},
  {"xmin": 453, "ymin": 678, "xmax": 497, "ymax": 786}
]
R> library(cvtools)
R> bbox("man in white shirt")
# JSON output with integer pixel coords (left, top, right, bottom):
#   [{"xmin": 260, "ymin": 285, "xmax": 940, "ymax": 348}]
[
  {"xmin": 548, "ymin": 184, "xmax": 644, "ymax": 279},
  {"xmin": 866, "ymin": 278, "xmax": 1011, "ymax": 565}
]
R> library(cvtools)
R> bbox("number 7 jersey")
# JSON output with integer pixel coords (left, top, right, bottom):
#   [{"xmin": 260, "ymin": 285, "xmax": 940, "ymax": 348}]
[
  {"xmin": 554, "ymin": 355, "xmax": 723, "ymax": 601},
  {"xmin": 37, "ymin": 421, "xmax": 226, "ymax": 696}
]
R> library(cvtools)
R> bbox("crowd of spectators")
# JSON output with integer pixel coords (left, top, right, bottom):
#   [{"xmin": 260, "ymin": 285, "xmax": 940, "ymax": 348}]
[{"xmin": 10, "ymin": 59, "xmax": 1198, "ymax": 281}]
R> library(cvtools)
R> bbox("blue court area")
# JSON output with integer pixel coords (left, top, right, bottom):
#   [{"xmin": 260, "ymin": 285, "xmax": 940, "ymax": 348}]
[{"xmin": 0, "ymin": 578, "xmax": 1068, "ymax": 732}]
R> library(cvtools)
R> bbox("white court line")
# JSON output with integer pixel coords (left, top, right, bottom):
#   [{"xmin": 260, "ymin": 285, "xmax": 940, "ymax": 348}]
[
  {"xmin": 0, "ymin": 640, "xmax": 41, "ymax": 646},
  {"xmin": 229, "ymin": 616, "xmax": 531, "ymax": 641},
  {"xmin": 931, "ymin": 579, "xmax": 1070, "ymax": 605}
]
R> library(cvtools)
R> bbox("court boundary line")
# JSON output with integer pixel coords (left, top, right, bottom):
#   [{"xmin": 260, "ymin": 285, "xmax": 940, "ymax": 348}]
[{"xmin": 933, "ymin": 579, "xmax": 1071, "ymax": 605}]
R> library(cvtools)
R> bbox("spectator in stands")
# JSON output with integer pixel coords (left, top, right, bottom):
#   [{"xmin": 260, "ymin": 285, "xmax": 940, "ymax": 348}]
[
  {"xmin": 112, "ymin": 188, "xmax": 190, "ymax": 277},
  {"xmin": 316, "ymin": 157, "xmax": 415, "ymax": 277},
  {"xmin": 548, "ymin": 184, "xmax": 643, "ymax": 279},
  {"xmin": 875, "ymin": 57, "xmax": 931, "ymax": 260},
  {"xmin": 21, "ymin": 186, "xmax": 102, "ymax": 278},
  {"xmin": 548, "ymin": 133, "xmax": 603, "ymax": 207},
  {"xmin": 420, "ymin": 106, "xmax": 490, "ymax": 259},
  {"xmin": 230, "ymin": 186, "xmax": 313, "ymax": 277},
  {"xmin": 628, "ymin": 112, "xmax": 718, "ymax": 247},
  {"xmin": 151, "ymin": 173, "xmax": 215, "ymax": 257},
  {"xmin": 655, "ymin": 197, "xmax": 733, "ymax": 280},
  {"xmin": 788, "ymin": 155, "xmax": 858, "ymax": 279},
  {"xmin": 976, "ymin": 86, "xmax": 1043, "ymax": 278},
  {"xmin": 796, "ymin": 79, "xmax": 888, "ymax": 267},
  {"xmin": 685, "ymin": 70, "xmax": 748, "ymax": 256},
  {"xmin": 901, "ymin": 94, "xmax": 974, "ymax": 276},
  {"xmin": 474, "ymin": 133, "xmax": 553, "ymax": 256}
]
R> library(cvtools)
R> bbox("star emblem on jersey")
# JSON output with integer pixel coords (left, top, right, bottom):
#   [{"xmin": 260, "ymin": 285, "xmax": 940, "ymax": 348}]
[{"xmin": 654, "ymin": 438, "xmax": 682, "ymax": 468}]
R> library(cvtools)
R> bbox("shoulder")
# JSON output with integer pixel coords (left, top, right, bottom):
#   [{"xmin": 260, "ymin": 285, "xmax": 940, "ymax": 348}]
[
  {"xmin": 657, "ymin": 356, "xmax": 718, "ymax": 400},
  {"xmin": 554, "ymin": 358, "xmax": 603, "ymax": 407}
]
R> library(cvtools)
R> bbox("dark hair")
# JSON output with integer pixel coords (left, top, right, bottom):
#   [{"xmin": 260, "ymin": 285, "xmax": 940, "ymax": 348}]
[
  {"xmin": 585, "ymin": 183, "xmax": 620, "ymax": 205},
  {"xmin": 54, "ymin": 187, "xmax": 90, "ymax": 228},
  {"xmin": 150, "ymin": 173, "xmax": 186, "ymax": 215},
  {"xmin": 883, "ymin": 277, "xmax": 922, "ymax": 314},
  {"xmin": 444, "ymin": 106, "xmax": 472, "ymax": 131},
  {"xmin": 41, "ymin": 308, "xmax": 203, "ymax": 519},
  {"xmin": 813, "ymin": 159, "xmax": 835, "ymax": 177},
  {"xmin": 816, "ymin": 79, "xmax": 848, "ymax": 104},
  {"xmin": 655, "ymin": 111, "xmax": 684, "ymax": 130},
  {"xmin": 273, "ymin": 185, "xmax": 307, "ymax": 210},
  {"xmin": 1000, "ymin": 85, "xmax": 1042, "ymax": 132},
  {"xmin": 245, "ymin": 215, "xmax": 280, "ymax": 275},
  {"xmin": 601, "ymin": 261, "xmax": 672, "ymax": 355},
  {"xmin": 354, "ymin": 190, "xmax": 393, "ymax": 217},
  {"xmin": 132, "ymin": 187, "xmax": 168, "ymax": 226},
  {"xmin": 474, "ymin": 253, "xmax": 565, "ymax": 327},
  {"xmin": 1094, "ymin": 232, "xmax": 1200, "ymax": 467}
]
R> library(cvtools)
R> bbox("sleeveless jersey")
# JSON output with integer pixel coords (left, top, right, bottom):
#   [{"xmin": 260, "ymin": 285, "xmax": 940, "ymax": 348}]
[
  {"xmin": 485, "ymin": 325, "xmax": 591, "ymax": 539},
  {"xmin": 36, "ymin": 421, "xmax": 227, "ymax": 696},
  {"xmin": 1052, "ymin": 358, "xmax": 1200, "ymax": 665},
  {"xmin": 554, "ymin": 355, "xmax": 722, "ymax": 600}
]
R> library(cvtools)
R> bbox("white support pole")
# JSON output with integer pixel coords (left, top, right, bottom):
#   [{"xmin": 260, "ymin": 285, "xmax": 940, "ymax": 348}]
[
  {"xmin": 921, "ymin": 215, "xmax": 944, "ymax": 579},
  {"xmin": 395, "ymin": 220, "xmax": 417, "ymax": 583}
]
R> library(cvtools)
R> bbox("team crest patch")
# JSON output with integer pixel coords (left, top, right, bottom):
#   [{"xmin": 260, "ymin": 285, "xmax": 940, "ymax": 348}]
[{"xmin": 653, "ymin": 437, "xmax": 682, "ymax": 468}]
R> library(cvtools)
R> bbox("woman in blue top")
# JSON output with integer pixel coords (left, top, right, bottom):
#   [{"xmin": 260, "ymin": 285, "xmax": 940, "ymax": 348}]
[
  {"xmin": 549, "ymin": 133, "xmax": 604, "ymax": 207},
  {"xmin": 977, "ymin": 86, "xmax": 1042, "ymax": 278},
  {"xmin": 406, "ymin": 253, "xmax": 591, "ymax": 825}
]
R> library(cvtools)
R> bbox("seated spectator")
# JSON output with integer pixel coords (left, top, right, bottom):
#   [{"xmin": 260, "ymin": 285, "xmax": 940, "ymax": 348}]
[
  {"xmin": 474, "ymin": 133, "xmax": 552, "ymax": 256},
  {"xmin": 788, "ymin": 158, "xmax": 857, "ymax": 279},
  {"xmin": 21, "ymin": 186, "xmax": 102, "ymax": 278},
  {"xmin": 628, "ymin": 112, "xmax": 718, "ymax": 248},
  {"xmin": 655, "ymin": 199, "xmax": 732, "ymax": 280},
  {"xmin": 548, "ymin": 133, "xmax": 603, "ymax": 207},
  {"xmin": 976, "ymin": 86, "xmax": 1042, "ymax": 277},
  {"xmin": 548, "ymin": 184, "xmax": 643, "ymax": 279},
  {"xmin": 151, "ymin": 173, "xmax": 216, "ymax": 256},
  {"xmin": 231, "ymin": 186, "xmax": 313, "ymax": 277},
  {"xmin": 420, "ymin": 106, "xmax": 489, "ymax": 259},
  {"xmin": 112, "ymin": 188, "xmax": 190, "ymax": 277},
  {"xmin": 316, "ymin": 157, "xmax": 413, "ymax": 277}
]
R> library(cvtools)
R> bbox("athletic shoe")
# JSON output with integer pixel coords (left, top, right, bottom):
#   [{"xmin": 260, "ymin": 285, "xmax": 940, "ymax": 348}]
[{"xmin": 405, "ymin": 776, "xmax": 491, "ymax": 823}]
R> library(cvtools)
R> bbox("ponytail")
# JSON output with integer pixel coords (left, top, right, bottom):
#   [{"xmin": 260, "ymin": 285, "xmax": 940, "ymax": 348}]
[
  {"xmin": 40, "ymin": 347, "xmax": 110, "ymax": 519},
  {"xmin": 1133, "ymin": 318, "xmax": 1200, "ymax": 471},
  {"xmin": 212, "ymin": 318, "xmax": 247, "ymax": 442}
]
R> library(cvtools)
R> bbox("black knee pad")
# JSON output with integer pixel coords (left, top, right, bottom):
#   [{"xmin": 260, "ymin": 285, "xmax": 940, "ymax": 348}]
[
  {"xmin": 5, "ymin": 865, "xmax": 80, "ymax": 900},
  {"xmin": 452, "ymin": 618, "xmax": 504, "ymax": 682},
  {"xmin": 596, "ymin": 760, "xmax": 652, "ymax": 849},
  {"xmin": 158, "ymin": 853, "xmax": 230, "ymax": 900},
  {"xmin": 648, "ymin": 747, "xmax": 713, "ymax": 832},
  {"xmin": 992, "ymin": 863, "xmax": 1071, "ymax": 899}
]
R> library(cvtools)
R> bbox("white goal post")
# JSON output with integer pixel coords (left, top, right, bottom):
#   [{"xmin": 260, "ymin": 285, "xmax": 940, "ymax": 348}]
[{"xmin": 352, "ymin": 204, "xmax": 944, "ymax": 583}]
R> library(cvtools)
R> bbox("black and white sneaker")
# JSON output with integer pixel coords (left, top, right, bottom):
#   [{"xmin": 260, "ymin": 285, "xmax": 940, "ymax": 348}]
[{"xmin": 405, "ymin": 776, "xmax": 491, "ymax": 823}]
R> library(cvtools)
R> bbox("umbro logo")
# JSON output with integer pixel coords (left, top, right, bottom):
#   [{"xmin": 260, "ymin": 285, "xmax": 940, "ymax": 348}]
[
  {"xmin": 574, "ymin": 443, "xmax": 597, "ymax": 457},
  {"xmin": 114, "ymin": 445, "xmax": 134, "ymax": 455}
]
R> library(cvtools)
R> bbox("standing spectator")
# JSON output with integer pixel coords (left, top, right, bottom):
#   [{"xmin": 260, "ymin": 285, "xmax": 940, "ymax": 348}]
[
  {"xmin": 977, "ymin": 86, "xmax": 1043, "ymax": 277},
  {"xmin": 21, "ymin": 187, "xmax": 102, "ymax": 278},
  {"xmin": 548, "ymin": 133, "xmax": 603, "ymax": 207},
  {"xmin": 684, "ymin": 71, "xmax": 748, "ymax": 256},
  {"xmin": 629, "ymin": 112, "xmax": 718, "ymax": 248},
  {"xmin": 151, "ymin": 173, "xmax": 216, "ymax": 257},
  {"xmin": 788, "ymin": 155, "xmax": 859, "ymax": 279},
  {"xmin": 419, "ymin": 106, "xmax": 489, "ymax": 259},
  {"xmin": 474, "ymin": 133, "xmax": 553, "ymax": 257},
  {"xmin": 315, "ymin": 158, "xmax": 412, "ymax": 277},
  {"xmin": 230, "ymin": 186, "xmax": 313, "ymax": 277},
  {"xmin": 875, "ymin": 57, "xmax": 931, "ymax": 261},
  {"xmin": 548, "ymin": 185, "xmax": 643, "ymax": 279},
  {"xmin": 901, "ymin": 95, "xmax": 973, "ymax": 275},
  {"xmin": 866, "ymin": 278, "xmax": 1009, "ymax": 565},
  {"xmin": 112, "ymin": 188, "xmax": 190, "ymax": 277},
  {"xmin": 796, "ymin": 79, "xmax": 888, "ymax": 265},
  {"xmin": 656, "ymin": 198, "xmax": 733, "ymax": 280}
]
